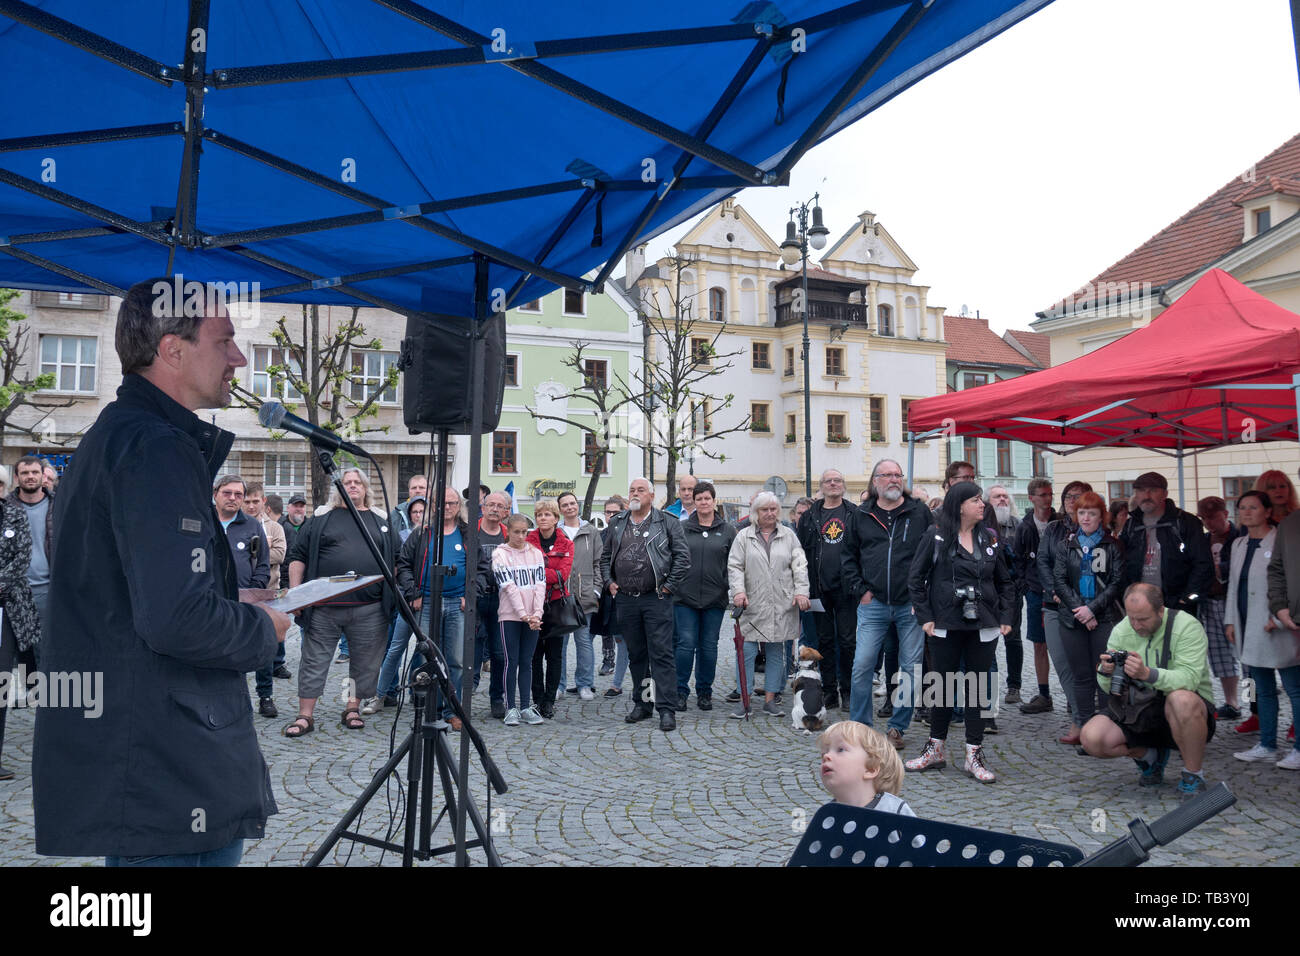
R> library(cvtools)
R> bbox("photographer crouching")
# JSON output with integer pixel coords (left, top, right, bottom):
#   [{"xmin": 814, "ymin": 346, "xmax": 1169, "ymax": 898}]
[{"xmin": 1079, "ymin": 582, "xmax": 1217, "ymax": 798}]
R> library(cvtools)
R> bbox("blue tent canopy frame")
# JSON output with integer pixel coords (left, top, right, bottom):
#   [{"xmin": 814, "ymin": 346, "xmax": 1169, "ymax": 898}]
[{"xmin": 0, "ymin": 0, "xmax": 1054, "ymax": 317}]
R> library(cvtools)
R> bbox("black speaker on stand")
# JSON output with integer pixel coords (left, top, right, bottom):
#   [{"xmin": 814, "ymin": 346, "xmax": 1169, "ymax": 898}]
[{"xmin": 400, "ymin": 311, "xmax": 506, "ymax": 435}]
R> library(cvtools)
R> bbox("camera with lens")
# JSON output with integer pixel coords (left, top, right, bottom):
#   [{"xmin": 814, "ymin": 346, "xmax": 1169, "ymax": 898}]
[
  {"xmin": 954, "ymin": 585, "xmax": 979, "ymax": 622},
  {"xmin": 1105, "ymin": 650, "xmax": 1129, "ymax": 696}
]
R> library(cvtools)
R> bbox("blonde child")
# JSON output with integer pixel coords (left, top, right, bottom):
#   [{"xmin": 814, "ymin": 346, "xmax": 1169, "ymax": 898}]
[{"xmin": 817, "ymin": 720, "xmax": 916, "ymax": 815}]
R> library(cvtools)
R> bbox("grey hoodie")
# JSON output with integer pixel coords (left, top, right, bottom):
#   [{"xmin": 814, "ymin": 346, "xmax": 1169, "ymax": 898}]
[{"xmin": 563, "ymin": 519, "xmax": 606, "ymax": 614}]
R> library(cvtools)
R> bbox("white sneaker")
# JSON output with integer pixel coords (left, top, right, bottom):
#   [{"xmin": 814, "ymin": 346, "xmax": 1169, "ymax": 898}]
[
  {"xmin": 579, "ymin": 687, "xmax": 595, "ymax": 700},
  {"xmin": 504, "ymin": 707, "xmax": 520, "ymax": 726},
  {"xmin": 520, "ymin": 705, "xmax": 544, "ymax": 725},
  {"xmin": 1233, "ymin": 744, "xmax": 1277, "ymax": 762},
  {"xmin": 1277, "ymin": 750, "xmax": 1300, "ymax": 770},
  {"xmin": 360, "ymin": 696, "xmax": 382, "ymax": 715}
]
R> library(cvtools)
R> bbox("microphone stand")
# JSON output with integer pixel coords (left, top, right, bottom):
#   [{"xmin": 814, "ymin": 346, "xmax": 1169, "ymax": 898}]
[{"xmin": 305, "ymin": 441, "xmax": 506, "ymax": 867}]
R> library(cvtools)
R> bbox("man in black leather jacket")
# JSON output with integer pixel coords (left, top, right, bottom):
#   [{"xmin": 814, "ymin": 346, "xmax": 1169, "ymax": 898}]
[{"xmin": 599, "ymin": 477, "xmax": 690, "ymax": 731}]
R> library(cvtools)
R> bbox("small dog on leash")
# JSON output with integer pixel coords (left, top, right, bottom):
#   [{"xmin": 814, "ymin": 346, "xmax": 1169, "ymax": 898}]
[{"xmin": 790, "ymin": 646, "xmax": 826, "ymax": 733}]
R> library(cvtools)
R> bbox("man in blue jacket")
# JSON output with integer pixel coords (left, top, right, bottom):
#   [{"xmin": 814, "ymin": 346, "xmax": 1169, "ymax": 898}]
[
  {"xmin": 213, "ymin": 474, "xmax": 274, "ymax": 717},
  {"xmin": 34, "ymin": 278, "xmax": 292, "ymax": 866}
]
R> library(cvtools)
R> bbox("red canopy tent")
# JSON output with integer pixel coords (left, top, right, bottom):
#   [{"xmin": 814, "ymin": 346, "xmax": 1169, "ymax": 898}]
[{"xmin": 905, "ymin": 269, "xmax": 1300, "ymax": 501}]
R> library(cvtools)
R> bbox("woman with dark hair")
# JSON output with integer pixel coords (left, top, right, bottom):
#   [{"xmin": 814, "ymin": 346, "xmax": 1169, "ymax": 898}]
[
  {"xmin": 674, "ymin": 481, "xmax": 736, "ymax": 711},
  {"xmin": 905, "ymin": 482, "xmax": 1016, "ymax": 783},
  {"xmin": 1051, "ymin": 490, "xmax": 1125, "ymax": 731},
  {"xmin": 1108, "ymin": 499, "xmax": 1129, "ymax": 536},
  {"xmin": 1228, "ymin": 490, "xmax": 1300, "ymax": 767},
  {"xmin": 1036, "ymin": 479, "xmax": 1093, "ymax": 745}
]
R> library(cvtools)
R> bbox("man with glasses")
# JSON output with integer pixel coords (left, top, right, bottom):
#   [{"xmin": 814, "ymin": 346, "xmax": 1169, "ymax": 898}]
[
  {"xmin": 796, "ymin": 469, "xmax": 859, "ymax": 711},
  {"xmin": 473, "ymin": 491, "xmax": 512, "ymax": 717},
  {"xmin": 1013, "ymin": 478, "xmax": 1058, "ymax": 713},
  {"xmin": 842, "ymin": 460, "xmax": 933, "ymax": 748}
]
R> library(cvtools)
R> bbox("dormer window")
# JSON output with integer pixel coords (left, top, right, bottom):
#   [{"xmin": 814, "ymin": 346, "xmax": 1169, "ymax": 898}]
[{"xmin": 1254, "ymin": 207, "xmax": 1272, "ymax": 234}]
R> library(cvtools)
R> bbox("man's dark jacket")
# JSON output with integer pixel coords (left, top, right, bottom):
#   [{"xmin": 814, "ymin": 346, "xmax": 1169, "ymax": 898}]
[
  {"xmin": 35, "ymin": 374, "xmax": 278, "ymax": 857},
  {"xmin": 396, "ymin": 517, "xmax": 490, "ymax": 604},
  {"xmin": 841, "ymin": 494, "xmax": 933, "ymax": 605},
  {"xmin": 278, "ymin": 514, "xmax": 306, "ymax": 588},
  {"xmin": 1117, "ymin": 500, "xmax": 1213, "ymax": 612},
  {"xmin": 599, "ymin": 507, "xmax": 690, "ymax": 595},
  {"xmin": 222, "ymin": 508, "xmax": 269, "ymax": 589},
  {"xmin": 795, "ymin": 497, "xmax": 859, "ymax": 600},
  {"xmin": 1012, "ymin": 507, "xmax": 1058, "ymax": 597},
  {"xmin": 675, "ymin": 512, "xmax": 737, "ymax": 609}
]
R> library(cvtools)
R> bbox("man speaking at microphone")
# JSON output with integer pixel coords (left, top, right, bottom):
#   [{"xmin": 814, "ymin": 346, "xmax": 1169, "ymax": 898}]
[{"xmin": 34, "ymin": 278, "xmax": 292, "ymax": 866}]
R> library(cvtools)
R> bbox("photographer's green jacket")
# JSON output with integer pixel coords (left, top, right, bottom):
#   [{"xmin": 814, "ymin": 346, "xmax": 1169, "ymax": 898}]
[{"xmin": 1095, "ymin": 609, "xmax": 1214, "ymax": 702}]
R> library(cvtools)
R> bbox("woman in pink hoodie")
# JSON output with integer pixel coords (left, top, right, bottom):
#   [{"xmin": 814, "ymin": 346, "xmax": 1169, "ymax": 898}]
[{"xmin": 492, "ymin": 514, "xmax": 548, "ymax": 726}]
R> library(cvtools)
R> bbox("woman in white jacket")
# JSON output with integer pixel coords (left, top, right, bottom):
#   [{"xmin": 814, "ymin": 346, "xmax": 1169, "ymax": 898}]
[
  {"xmin": 728, "ymin": 492, "xmax": 810, "ymax": 718},
  {"xmin": 1226, "ymin": 490, "xmax": 1300, "ymax": 768}
]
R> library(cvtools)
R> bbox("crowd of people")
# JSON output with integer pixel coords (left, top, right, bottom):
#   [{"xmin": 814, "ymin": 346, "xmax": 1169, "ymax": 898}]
[{"xmin": 3, "ymin": 445, "xmax": 1299, "ymax": 802}]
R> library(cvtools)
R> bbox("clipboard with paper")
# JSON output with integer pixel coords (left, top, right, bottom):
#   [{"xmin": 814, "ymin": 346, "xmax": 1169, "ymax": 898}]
[{"xmin": 240, "ymin": 574, "xmax": 385, "ymax": 614}]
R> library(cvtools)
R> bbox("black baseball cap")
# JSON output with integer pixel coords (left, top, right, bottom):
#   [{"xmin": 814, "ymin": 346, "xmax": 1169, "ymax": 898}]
[{"xmin": 288, "ymin": 493, "xmax": 307, "ymax": 505}]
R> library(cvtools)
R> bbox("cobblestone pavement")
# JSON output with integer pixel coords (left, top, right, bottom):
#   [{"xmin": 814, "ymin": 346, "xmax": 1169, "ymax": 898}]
[{"xmin": 2, "ymin": 623, "xmax": 1297, "ymax": 867}]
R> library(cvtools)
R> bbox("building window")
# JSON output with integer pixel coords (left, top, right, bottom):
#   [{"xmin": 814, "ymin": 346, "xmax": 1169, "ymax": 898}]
[
  {"xmin": 1222, "ymin": 476, "xmax": 1257, "ymax": 519},
  {"xmin": 691, "ymin": 337, "xmax": 712, "ymax": 366},
  {"xmin": 783, "ymin": 346, "xmax": 795, "ymax": 377},
  {"xmin": 583, "ymin": 358, "xmax": 608, "ymax": 390},
  {"xmin": 563, "ymin": 288, "xmax": 585, "ymax": 315},
  {"xmin": 962, "ymin": 372, "xmax": 989, "ymax": 389},
  {"xmin": 33, "ymin": 291, "xmax": 107, "ymax": 310},
  {"xmin": 1109, "ymin": 480, "xmax": 1136, "ymax": 504},
  {"xmin": 901, "ymin": 398, "xmax": 920, "ymax": 440},
  {"xmin": 825, "ymin": 346, "xmax": 845, "ymax": 377},
  {"xmin": 1254, "ymin": 207, "xmax": 1272, "ymax": 234},
  {"xmin": 251, "ymin": 345, "xmax": 303, "ymax": 401},
  {"xmin": 996, "ymin": 440, "xmax": 1012, "ymax": 476},
  {"xmin": 264, "ymin": 453, "xmax": 308, "ymax": 498},
  {"xmin": 504, "ymin": 353, "xmax": 519, "ymax": 387},
  {"xmin": 877, "ymin": 304, "xmax": 893, "ymax": 336},
  {"xmin": 869, "ymin": 396, "xmax": 885, "ymax": 442},
  {"xmin": 583, "ymin": 431, "xmax": 609, "ymax": 475},
  {"xmin": 963, "ymin": 436, "xmax": 979, "ymax": 465},
  {"xmin": 518, "ymin": 299, "xmax": 543, "ymax": 313},
  {"xmin": 492, "ymin": 431, "xmax": 518, "ymax": 473},
  {"xmin": 39, "ymin": 334, "xmax": 97, "ymax": 393},
  {"xmin": 785, "ymin": 413, "xmax": 797, "ymax": 443},
  {"xmin": 1032, "ymin": 446, "xmax": 1049, "ymax": 478},
  {"xmin": 709, "ymin": 287, "xmax": 726, "ymax": 322},
  {"xmin": 752, "ymin": 342, "xmax": 771, "ymax": 370},
  {"xmin": 827, "ymin": 413, "xmax": 848, "ymax": 443},
  {"xmin": 349, "ymin": 350, "xmax": 398, "ymax": 403},
  {"xmin": 751, "ymin": 402, "xmax": 771, "ymax": 433}
]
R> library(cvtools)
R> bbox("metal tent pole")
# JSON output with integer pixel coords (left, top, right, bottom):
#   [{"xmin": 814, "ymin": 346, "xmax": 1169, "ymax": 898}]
[
  {"xmin": 1176, "ymin": 438, "xmax": 1185, "ymax": 507},
  {"xmin": 907, "ymin": 432, "xmax": 915, "ymax": 490}
]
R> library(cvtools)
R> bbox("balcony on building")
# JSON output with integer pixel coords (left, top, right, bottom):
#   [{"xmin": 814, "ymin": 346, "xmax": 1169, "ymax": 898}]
[{"xmin": 773, "ymin": 268, "xmax": 867, "ymax": 329}]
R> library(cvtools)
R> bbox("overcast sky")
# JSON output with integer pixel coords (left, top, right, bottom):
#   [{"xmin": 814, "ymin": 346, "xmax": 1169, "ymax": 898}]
[{"xmin": 641, "ymin": 0, "xmax": 1300, "ymax": 334}]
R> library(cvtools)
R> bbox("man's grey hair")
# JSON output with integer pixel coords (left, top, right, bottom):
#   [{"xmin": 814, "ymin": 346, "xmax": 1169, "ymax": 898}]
[
  {"xmin": 819, "ymin": 469, "xmax": 844, "ymax": 486},
  {"xmin": 751, "ymin": 491, "xmax": 780, "ymax": 512},
  {"xmin": 116, "ymin": 277, "xmax": 208, "ymax": 376},
  {"xmin": 328, "ymin": 467, "xmax": 374, "ymax": 509},
  {"xmin": 985, "ymin": 483, "xmax": 1011, "ymax": 502},
  {"xmin": 630, "ymin": 476, "xmax": 656, "ymax": 495},
  {"xmin": 213, "ymin": 474, "xmax": 246, "ymax": 494}
]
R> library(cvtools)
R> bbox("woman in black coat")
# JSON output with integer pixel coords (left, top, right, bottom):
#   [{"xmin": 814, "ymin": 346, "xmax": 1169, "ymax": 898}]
[
  {"xmin": 0, "ymin": 493, "xmax": 40, "ymax": 780},
  {"xmin": 1050, "ymin": 490, "xmax": 1124, "ymax": 729},
  {"xmin": 905, "ymin": 482, "xmax": 1015, "ymax": 783}
]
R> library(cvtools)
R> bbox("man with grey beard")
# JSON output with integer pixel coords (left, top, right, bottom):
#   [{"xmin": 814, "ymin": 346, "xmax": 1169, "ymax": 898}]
[
  {"xmin": 841, "ymin": 460, "xmax": 933, "ymax": 749},
  {"xmin": 987, "ymin": 484, "xmax": 1025, "ymax": 704}
]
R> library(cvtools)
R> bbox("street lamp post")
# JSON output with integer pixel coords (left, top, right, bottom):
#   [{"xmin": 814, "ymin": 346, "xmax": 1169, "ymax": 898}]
[{"xmin": 780, "ymin": 194, "xmax": 830, "ymax": 499}]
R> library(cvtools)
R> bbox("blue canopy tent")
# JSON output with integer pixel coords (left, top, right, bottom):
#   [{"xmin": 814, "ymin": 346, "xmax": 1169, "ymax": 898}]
[{"xmin": 0, "ymin": 0, "xmax": 1059, "ymax": 866}]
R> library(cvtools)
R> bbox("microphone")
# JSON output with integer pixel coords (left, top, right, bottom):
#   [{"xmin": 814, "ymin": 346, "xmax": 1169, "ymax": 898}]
[{"xmin": 257, "ymin": 402, "xmax": 366, "ymax": 456}]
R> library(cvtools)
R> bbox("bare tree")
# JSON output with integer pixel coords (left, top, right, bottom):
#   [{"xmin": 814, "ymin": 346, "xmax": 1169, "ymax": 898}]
[
  {"xmin": 630, "ymin": 253, "xmax": 750, "ymax": 499},
  {"xmin": 525, "ymin": 341, "xmax": 642, "ymax": 518},
  {"xmin": 231, "ymin": 304, "xmax": 398, "ymax": 505},
  {"xmin": 0, "ymin": 290, "xmax": 78, "ymax": 451}
]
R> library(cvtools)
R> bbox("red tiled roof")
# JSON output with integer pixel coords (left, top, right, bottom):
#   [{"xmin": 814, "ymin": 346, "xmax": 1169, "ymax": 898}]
[
  {"xmin": 1232, "ymin": 175, "xmax": 1300, "ymax": 204},
  {"xmin": 943, "ymin": 316, "xmax": 1040, "ymax": 369},
  {"xmin": 1050, "ymin": 132, "xmax": 1300, "ymax": 311},
  {"xmin": 1003, "ymin": 328, "xmax": 1050, "ymax": 367}
]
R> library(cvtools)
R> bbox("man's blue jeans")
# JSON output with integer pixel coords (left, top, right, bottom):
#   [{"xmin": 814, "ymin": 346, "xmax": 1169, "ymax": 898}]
[
  {"xmin": 674, "ymin": 605, "xmax": 724, "ymax": 700},
  {"xmin": 851, "ymin": 600, "xmax": 924, "ymax": 732},
  {"xmin": 377, "ymin": 600, "xmax": 464, "ymax": 719},
  {"xmin": 558, "ymin": 624, "xmax": 595, "ymax": 693},
  {"xmin": 107, "ymin": 837, "xmax": 244, "ymax": 867}
]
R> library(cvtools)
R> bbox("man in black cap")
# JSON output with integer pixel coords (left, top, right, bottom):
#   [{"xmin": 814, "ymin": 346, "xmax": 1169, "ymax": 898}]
[
  {"xmin": 1120, "ymin": 472, "xmax": 1212, "ymax": 614},
  {"xmin": 279, "ymin": 493, "xmax": 308, "ymax": 589}
]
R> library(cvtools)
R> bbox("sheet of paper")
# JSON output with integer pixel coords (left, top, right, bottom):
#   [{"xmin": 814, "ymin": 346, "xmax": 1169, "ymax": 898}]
[
  {"xmin": 263, "ymin": 575, "xmax": 384, "ymax": 614},
  {"xmin": 807, "ymin": 598, "xmax": 826, "ymax": 613}
]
